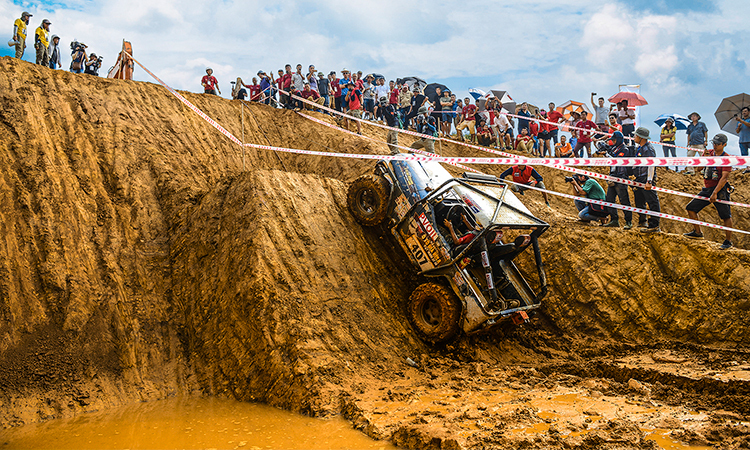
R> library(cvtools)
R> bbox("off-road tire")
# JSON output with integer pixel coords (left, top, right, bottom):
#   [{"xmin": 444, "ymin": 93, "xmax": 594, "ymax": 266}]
[
  {"xmin": 407, "ymin": 283, "xmax": 462, "ymax": 344},
  {"xmin": 347, "ymin": 174, "xmax": 390, "ymax": 226}
]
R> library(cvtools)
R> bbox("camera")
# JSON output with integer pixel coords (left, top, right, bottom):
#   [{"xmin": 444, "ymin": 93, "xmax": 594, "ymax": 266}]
[{"xmin": 565, "ymin": 176, "xmax": 574, "ymax": 183}]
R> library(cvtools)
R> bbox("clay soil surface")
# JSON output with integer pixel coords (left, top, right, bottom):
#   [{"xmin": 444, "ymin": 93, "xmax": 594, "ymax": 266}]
[{"xmin": 2, "ymin": 57, "xmax": 750, "ymax": 449}]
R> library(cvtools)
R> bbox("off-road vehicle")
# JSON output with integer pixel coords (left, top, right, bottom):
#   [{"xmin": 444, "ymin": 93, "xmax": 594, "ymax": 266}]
[{"xmin": 347, "ymin": 158, "xmax": 550, "ymax": 344}]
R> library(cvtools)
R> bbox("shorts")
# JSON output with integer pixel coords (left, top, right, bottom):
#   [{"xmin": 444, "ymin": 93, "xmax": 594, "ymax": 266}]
[
  {"xmin": 686, "ymin": 186, "xmax": 731, "ymax": 220},
  {"xmin": 363, "ymin": 98, "xmax": 374, "ymax": 112},
  {"xmin": 538, "ymin": 131, "xmax": 551, "ymax": 140},
  {"xmin": 456, "ymin": 119, "xmax": 476, "ymax": 134},
  {"xmin": 347, "ymin": 109, "xmax": 363, "ymax": 119}
]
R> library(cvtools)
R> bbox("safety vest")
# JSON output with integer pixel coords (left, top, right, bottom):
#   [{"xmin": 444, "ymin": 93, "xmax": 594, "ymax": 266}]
[{"xmin": 512, "ymin": 166, "xmax": 534, "ymax": 184}]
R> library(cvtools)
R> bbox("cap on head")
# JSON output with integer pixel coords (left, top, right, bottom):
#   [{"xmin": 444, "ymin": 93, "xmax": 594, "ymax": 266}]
[
  {"xmin": 206, "ymin": 67, "xmax": 212, "ymax": 73},
  {"xmin": 379, "ymin": 96, "xmax": 388, "ymax": 105},
  {"xmin": 42, "ymin": 19, "xmax": 51, "ymax": 25},
  {"xmin": 318, "ymin": 72, "xmax": 324, "ymax": 77},
  {"xmin": 712, "ymin": 133, "xmax": 728, "ymax": 145},
  {"xmin": 634, "ymin": 127, "xmax": 650, "ymax": 140},
  {"xmin": 22, "ymin": 11, "xmax": 32, "ymax": 18}
]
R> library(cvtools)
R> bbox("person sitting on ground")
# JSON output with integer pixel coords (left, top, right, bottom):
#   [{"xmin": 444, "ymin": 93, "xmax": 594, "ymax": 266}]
[
  {"xmin": 514, "ymin": 127, "xmax": 535, "ymax": 154},
  {"xmin": 456, "ymin": 97, "xmax": 477, "ymax": 143},
  {"xmin": 573, "ymin": 111, "xmax": 597, "ymax": 157},
  {"xmin": 568, "ymin": 173, "xmax": 608, "ymax": 224},
  {"xmin": 411, "ymin": 106, "xmax": 438, "ymax": 153},
  {"xmin": 202, "ymin": 67, "xmax": 220, "ymax": 95},
  {"xmin": 231, "ymin": 77, "xmax": 248, "ymax": 100},
  {"xmin": 684, "ymin": 133, "xmax": 735, "ymax": 249},
  {"xmin": 476, "ymin": 119, "xmax": 493, "ymax": 147},
  {"xmin": 555, "ymin": 135, "xmax": 573, "ymax": 157},
  {"xmin": 500, "ymin": 164, "xmax": 550, "ymax": 206},
  {"xmin": 300, "ymin": 82, "xmax": 325, "ymax": 110},
  {"xmin": 600, "ymin": 131, "xmax": 633, "ymax": 229},
  {"xmin": 376, "ymin": 97, "xmax": 400, "ymax": 155},
  {"xmin": 84, "ymin": 53, "xmax": 102, "ymax": 76},
  {"xmin": 344, "ymin": 81, "xmax": 363, "ymax": 134}
]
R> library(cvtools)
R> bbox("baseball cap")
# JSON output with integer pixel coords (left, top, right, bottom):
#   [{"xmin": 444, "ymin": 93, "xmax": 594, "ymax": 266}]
[
  {"xmin": 712, "ymin": 133, "xmax": 728, "ymax": 145},
  {"xmin": 42, "ymin": 19, "xmax": 51, "ymax": 24},
  {"xmin": 22, "ymin": 11, "xmax": 32, "ymax": 18}
]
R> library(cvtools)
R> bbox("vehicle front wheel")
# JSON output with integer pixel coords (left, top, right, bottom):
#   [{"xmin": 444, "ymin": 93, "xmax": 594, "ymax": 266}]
[
  {"xmin": 347, "ymin": 174, "xmax": 390, "ymax": 226},
  {"xmin": 407, "ymin": 283, "xmax": 462, "ymax": 344}
]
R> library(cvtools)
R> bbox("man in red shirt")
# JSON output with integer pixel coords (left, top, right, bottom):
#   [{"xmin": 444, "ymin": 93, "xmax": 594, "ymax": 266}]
[
  {"xmin": 499, "ymin": 164, "xmax": 550, "ymax": 206},
  {"xmin": 280, "ymin": 64, "xmax": 293, "ymax": 108},
  {"xmin": 329, "ymin": 71, "xmax": 342, "ymax": 112},
  {"xmin": 546, "ymin": 102, "xmax": 565, "ymax": 155},
  {"xmin": 247, "ymin": 77, "xmax": 261, "ymax": 101},
  {"xmin": 344, "ymin": 81, "xmax": 363, "ymax": 135},
  {"xmin": 573, "ymin": 111, "xmax": 597, "ymax": 157},
  {"xmin": 684, "ymin": 133, "xmax": 734, "ymax": 249},
  {"xmin": 300, "ymin": 82, "xmax": 325, "ymax": 109},
  {"xmin": 201, "ymin": 68, "xmax": 220, "ymax": 95},
  {"xmin": 388, "ymin": 80, "xmax": 398, "ymax": 106},
  {"xmin": 455, "ymin": 97, "xmax": 477, "ymax": 143}
]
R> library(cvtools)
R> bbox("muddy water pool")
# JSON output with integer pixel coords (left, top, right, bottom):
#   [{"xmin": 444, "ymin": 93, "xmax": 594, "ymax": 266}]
[{"xmin": 0, "ymin": 397, "xmax": 397, "ymax": 450}]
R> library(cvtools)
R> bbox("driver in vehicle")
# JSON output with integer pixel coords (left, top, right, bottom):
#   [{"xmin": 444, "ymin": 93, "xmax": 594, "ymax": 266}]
[{"xmin": 443, "ymin": 213, "xmax": 481, "ymax": 246}]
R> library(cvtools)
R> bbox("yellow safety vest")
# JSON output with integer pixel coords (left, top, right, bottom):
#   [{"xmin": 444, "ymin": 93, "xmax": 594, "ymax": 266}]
[
  {"xmin": 35, "ymin": 26, "xmax": 49, "ymax": 48},
  {"xmin": 14, "ymin": 18, "xmax": 27, "ymax": 40}
]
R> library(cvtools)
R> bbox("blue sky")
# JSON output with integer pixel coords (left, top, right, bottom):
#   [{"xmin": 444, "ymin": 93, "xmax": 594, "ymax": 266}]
[{"xmin": 3, "ymin": 0, "xmax": 749, "ymax": 154}]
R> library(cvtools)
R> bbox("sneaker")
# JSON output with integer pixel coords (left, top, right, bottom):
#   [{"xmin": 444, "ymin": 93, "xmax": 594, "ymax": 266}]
[
  {"xmin": 743, "ymin": 169, "xmax": 750, "ymax": 174},
  {"xmin": 640, "ymin": 226, "xmax": 660, "ymax": 233},
  {"xmin": 719, "ymin": 240, "xmax": 733, "ymax": 250},
  {"xmin": 623, "ymin": 221, "xmax": 633, "ymax": 230},
  {"xmin": 603, "ymin": 220, "xmax": 620, "ymax": 228},
  {"xmin": 683, "ymin": 231, "xmax": 704, "ymax": 239}
]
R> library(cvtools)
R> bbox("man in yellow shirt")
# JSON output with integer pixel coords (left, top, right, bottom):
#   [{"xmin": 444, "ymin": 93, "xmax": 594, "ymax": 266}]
[
  {"xmin": 12, "ymin": 11, "xmax": 32, "ymax": 59},
  {"xmin": 34, "ymin": 19, "xmax": 51, "ymax": 66}
]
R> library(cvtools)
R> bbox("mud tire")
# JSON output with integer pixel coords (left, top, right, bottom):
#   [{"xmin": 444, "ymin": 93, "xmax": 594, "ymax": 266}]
[
  {"xmin": 347, "ymin": 174, "xmax": 390, "ymax": 227},
  {"xmin": 407, "ymin": 283, "xmax": 462, "ymax": 344}
]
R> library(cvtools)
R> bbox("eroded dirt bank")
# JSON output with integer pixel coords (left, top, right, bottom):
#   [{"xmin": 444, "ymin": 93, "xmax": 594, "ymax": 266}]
[{"xmin": 2, "ymin": 57, "xmax": 750, "ymax": 449}]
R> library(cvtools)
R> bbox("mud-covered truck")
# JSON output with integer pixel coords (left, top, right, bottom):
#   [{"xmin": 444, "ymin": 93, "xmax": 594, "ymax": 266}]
[{"xmin": 347, "ymin": 159, "xmax": 549, "ymax": 344}]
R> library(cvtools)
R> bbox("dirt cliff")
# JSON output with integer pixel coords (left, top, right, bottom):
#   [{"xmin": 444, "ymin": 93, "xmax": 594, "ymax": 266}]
[{"xmin": 2, "ymin": 56, "xmax": 750, "ymax": 449}]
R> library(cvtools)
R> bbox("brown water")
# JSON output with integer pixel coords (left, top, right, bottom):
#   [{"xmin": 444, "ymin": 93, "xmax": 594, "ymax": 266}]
[{"xmin": 0, "ymin": 397, "xmax": 398, "ymax": 450}]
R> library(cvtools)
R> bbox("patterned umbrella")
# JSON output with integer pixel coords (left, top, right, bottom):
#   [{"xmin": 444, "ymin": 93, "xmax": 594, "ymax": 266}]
[
  {"xmin": 556, "ymin": 100, "xmax": 592, "ymax": 120},
  {"xmin": 654, "ymin": 113, "xmax": 690, "ymax": 131},
  {"xmin": 715, "ymin": 93, "xmax": 750, "ymax": 136}
]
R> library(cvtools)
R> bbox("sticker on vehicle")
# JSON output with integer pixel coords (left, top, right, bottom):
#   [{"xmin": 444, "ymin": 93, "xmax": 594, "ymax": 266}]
[
  {"xmin": 405, "ymin": 236, "xmax": 434, "ymax": 271},
  {"xmin": 418, "ymin": 213, "xmax": 438, "ymax": 242}
]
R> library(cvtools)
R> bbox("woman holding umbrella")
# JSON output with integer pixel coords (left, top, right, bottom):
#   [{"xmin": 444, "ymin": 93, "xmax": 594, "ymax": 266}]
[{"xmin": 660, "ymin": 117, "xmax": 677, "ymax": 171}]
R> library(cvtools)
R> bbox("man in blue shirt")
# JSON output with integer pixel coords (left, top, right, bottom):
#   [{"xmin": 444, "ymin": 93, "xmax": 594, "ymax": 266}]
[
  {"xmin": 685, "ymin": 112, "xmax": 708, "ymax": 175},
  {"xmin": 736, "ymin": 106, "xmax": 750, "ymax": 156},
  {"xmin": 517, "ymin": 102, "xmax": 532, "ymax": 134}
]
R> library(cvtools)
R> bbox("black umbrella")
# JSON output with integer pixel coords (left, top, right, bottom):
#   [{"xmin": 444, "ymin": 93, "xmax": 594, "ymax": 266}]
[
  {"xmin": 715, "ymin": 93, "xmax": 750, "ymax": 136},
  {"xmin": 424, "ymin": 83, "xmax": 450, "ymax": 103},
  {"xmin": 397, "ymin": 76, "xmax": 427, "ymax": 91},
  {"xmin": 368, "ymin": 73, "xmax": 385, "ymax": 81}
]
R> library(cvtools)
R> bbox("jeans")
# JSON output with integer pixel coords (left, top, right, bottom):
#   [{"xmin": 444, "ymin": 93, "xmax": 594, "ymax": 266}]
[
  {"xmin": 662, "ymin": 142, "xmax": 676, "ymax": 158},
  {"xmin": 550, "ymin": 129, "xmax": 558, "ymax": 146},
  {"xmin": 575, "ymin": 199, "xmax": 601, "ymax": 222},
  {"xmin": 740, "ymin": 142, "xmax": 749, "ymax": 156},
  {"xmin": 606, "ymin": 181, "xmax": 632, "ymax": 222}
]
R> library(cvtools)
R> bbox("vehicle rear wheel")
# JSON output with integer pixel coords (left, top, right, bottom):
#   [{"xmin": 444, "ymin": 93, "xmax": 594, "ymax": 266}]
[
  {"xmin": 407, "ymin": 283, "xmax": 462, "ymax": 344},
  {"xmin": 347, "ymin": 174, "xmax": 390, "ymax": 226}
]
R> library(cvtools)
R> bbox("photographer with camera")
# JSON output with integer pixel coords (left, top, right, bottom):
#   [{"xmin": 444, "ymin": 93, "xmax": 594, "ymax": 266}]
[
  {"xmin": 84, "ymin": 53, "xmax": 103, "ymax": 76},
  {"xmin": 69, "ymin": 41, "xmax": 87, "ymax": 73},
  {"xmin": 596, "ymin": 131, "xmax": 633, "ymax": 229},
  {"xmin": 566, "ymin": 173, "xmax": 608, "ymax": 224}
]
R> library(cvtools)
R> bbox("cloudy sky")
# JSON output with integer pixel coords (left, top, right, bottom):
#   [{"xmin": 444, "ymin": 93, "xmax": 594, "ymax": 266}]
[{"xmin": 3, "ymin": 0, "xmax": 749, "ymax": 153}]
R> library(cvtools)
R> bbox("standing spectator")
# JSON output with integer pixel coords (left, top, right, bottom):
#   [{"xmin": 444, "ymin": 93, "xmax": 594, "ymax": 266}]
[
  {"xmin": 685, "ymin": 112, "xmax": 708, "ymax": 175},
  {"xmin": 247, "ymin": 77, "xmax": 261, "ymax": 101},
  {"xmin": 374, "ymin": 78, "xmax": 389, "ymax": 111},
  {"xmin": 452, "ymin": 96, "xmax": 462, "ymax": 138},
  {"xmin": 455, "ymin": 97, "xmax": 477, "ymax": 143},
  {"xmin": 547, "ymin": 102, "xmax": 565, "ymax": 148},
  {"xmin": 499, "ymin": 164, "xmax": 551, "ymax": 206},
  {"xmin": 362, "ymin": 74, "xmax": 375, "ymax": 120},
  {"xmin": 306, "ymin": 65, "xmax": 318, "ymax": 92},
  {"xmin": 537, "ymin": 110, "xmax": 554, "ymax": 157},
  {"xmin": 602, "ymin": 131, "xmax": 633, "ymax": 229},
  {"xmin": 12, "ymin": 11, "xmax": 32, "ymax": 59},
  {"xmin": 231, "ymin": 77, "xmax": 248, "ymax": 100},
  {"xmin": 353, "ymin": 72, "xmax": 364, "ymax": 92},
  {"xmin": 281, "ymin": 65, "xmax": 293, "ymax": 107},
  {"xmin": 317, "ymin": 72, "xmax": 330, "ymax": 108},
  {"xmin": 411, "ymin": 106, "xmax": 437, "ymax": 153},
  {"xmin": 573, "ymin": 111, "xmax": 597, "ymax": 157},
  {"xmin": 555, "ymin": 135, "xmax": 573, "ymax": 157},
  {"xmin": 684, "ymin": 133, "xmax": 734, "ymax": 249},
  {"xmin": 34, "ymin": 19, "xmax": 51, "ymax": 66},
  {"xmin": 568, "ymin": 174, "xmax": 608, "ymax": 224},
  {"xmin": 292, "ymin": 64, "xmax": 305, "ymax": 92},
  {"xmin": 339, "ymin": 69, "xmax": 352, "ymax": 111},
  {"xmin": 660, "ymin": 117, "xmax": 677, "ymax": 170},
  {"xmin": 514, "ymin": 128, "xmax": 535, "ymax": 153},
  {"xmin": 388, "ymin": 80, "xmax": 399, "ymax": 106},
  {"xmin": 69, "ymin": 41, "xmax": 87, "ymax": 73},
  {"xmin": 528, "ymin": 112, "xmax": 540, "ymax": 156},
  {"xmin": 517, "ymin": 102, "xmax": 532, "ymax": 134},
  {"xmin": 48, "ymin": 35, "xmax": 61, "ymax": 69},
  {"xmin": 619, "ymin": 100, "xmax": 636, "ymax": 139},
  {"xmin": 735, "ymin": 106, "xmax": 750, "ymax": 158},
  {"xmin": 376, "ymin": 97, "xmax": 401, "ymax": 155},
  {"xmin": 606, "ymin": 113, "xmax": 622, "ymax": 135},
  {"xmin": 330, "ymin": 71, "xmax": 342, "ymax": 111},
  {"xmin": 405, "ymin": 85, "xmax": 427, "ymax": 129},
  {"xmin": 440, "ymin": 90, "xmax": 454, "ymax": 138},
  {"xmin": 430, "ymin": 86, "xmax": 443, "ymax": 132},
  {"xmin": 398, "ymin": 85, "xmax": 412, "ymax": 124},
  {"xmin": 259, "ymin": 71, "xmax": 273, "ymax": 104},
  {"xmin": 344, "ymin": 81, "xmax": 363, "ymax": 135},
  {"xmin": 568, "ymin": 111, "xmax": 580, "ymax": 148},
  {"xmin": 201, "ymin": 68, "xmax": 220, "ymax": 95},
  {"xmin": 590, "ymin": 94, "xmax": 609, "ymax": 132},
  {"xmin": 632, "ymin": 127, "xmax": 661, "ymax": 232}
]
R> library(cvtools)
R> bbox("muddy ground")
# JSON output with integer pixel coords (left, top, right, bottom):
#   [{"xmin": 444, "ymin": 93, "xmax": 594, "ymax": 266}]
[{"xmin": 1, "ymin": 56, "xmax": 750, "ymax": 449}]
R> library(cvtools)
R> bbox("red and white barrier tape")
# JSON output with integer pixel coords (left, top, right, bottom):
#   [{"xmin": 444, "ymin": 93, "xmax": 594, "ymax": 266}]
[{"xmin": 127, "ymin": 56, "xmax": 748, "ymax": 235}]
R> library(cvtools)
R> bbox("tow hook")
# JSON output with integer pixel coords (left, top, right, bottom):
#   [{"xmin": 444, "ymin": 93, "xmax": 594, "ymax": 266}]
[{"xmin": 511, "ymin": 310, "xmax": 530, "ymax": 325}]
